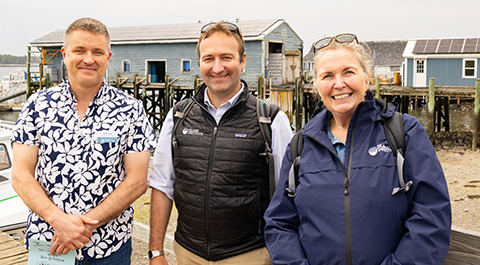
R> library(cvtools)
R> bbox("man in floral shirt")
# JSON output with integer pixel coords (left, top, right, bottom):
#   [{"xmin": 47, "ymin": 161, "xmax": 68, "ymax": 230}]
[{"xmin": 11, "ymin": 17, "xmax": 156, "ymax": 264}]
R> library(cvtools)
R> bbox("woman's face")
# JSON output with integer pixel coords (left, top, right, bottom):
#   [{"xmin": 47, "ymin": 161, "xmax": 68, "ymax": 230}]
[{"xmin": 315, "ymin": 48, "xmax": 370, "ymax": 121}]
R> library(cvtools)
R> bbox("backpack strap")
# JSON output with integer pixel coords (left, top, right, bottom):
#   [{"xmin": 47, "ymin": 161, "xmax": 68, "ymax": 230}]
[
  {"xmin": 256, "ymin": 99, "xmax": 279, "ymax": 199},
  {"xmin": 286, "ymin": 131, "xmax": 303, "ymax": 198},
  {"xmin": 376, "ymin": 98, "xmax": 413, "ymax": 195},
  {"xmin": 172, "ymin": 98, "xmax": 195, "ymax": 151}
]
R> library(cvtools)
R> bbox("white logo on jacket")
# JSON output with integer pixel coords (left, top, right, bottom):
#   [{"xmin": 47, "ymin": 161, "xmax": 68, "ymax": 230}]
[
  {"xmin": 368, "ymin": 144, "xmax": 392, "ymax": 156},
  {"xmin": 182, "ymin": 127, "xmax": 204, "ymax": 136}
]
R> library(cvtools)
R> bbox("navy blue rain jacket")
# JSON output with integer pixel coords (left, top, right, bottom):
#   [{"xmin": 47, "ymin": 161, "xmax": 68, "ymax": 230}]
[{"xmin": 264, "ymin": 96, "xmax": 451, "ymax": 265}]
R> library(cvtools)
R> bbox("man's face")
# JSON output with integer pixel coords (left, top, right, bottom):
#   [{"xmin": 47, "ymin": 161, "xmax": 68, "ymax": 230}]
[
  {"xmin": 62, "ymin": 29, "xmax": 111, "ymax": 90},
  {"xmin": 198, "ymin": 32, "xmax": 246, "ymax": 99}
]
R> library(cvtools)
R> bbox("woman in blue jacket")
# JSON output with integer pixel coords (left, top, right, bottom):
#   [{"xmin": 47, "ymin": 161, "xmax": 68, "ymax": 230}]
[{"xmin": 264, "ymin": 34, "xmax": 451, "ymax": 265}]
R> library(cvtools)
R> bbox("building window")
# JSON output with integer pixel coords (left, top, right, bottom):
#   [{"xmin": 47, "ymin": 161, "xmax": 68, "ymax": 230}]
[
  {"xmin": 463, "ymin": 59, "xmax": 476, "ymax": 78},
  {"xmin": 123, "ymin": 60, "xmax": 131, "ymax": 72},
  {"xmin": 182, "ymin": 60, "xmax": 191, "ymax": 73},
  {"xmin": 416, "ymin": 60, "xmax": 424, "ymax": 73}
]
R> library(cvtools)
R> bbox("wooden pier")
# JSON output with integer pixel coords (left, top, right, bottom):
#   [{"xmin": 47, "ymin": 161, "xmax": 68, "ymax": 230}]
[{"xmin": 0, "ymin": 231, "xmax": 28, "ymax": 265}]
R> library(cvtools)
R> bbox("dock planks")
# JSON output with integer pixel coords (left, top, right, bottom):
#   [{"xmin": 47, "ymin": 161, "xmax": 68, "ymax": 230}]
[{"xmin": 0, "ymin": 231, "xmax": 28, "ymax": 264}]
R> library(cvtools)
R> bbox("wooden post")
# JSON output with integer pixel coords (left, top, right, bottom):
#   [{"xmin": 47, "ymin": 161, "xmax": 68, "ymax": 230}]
[
  {"xmin": 258, "ymin": 76, "xmax": 264, "ymax": 99},
  {"xmin": 295, "ymin": 77, "xmax": 302, "ymax": 131},
  {"xmin": 473, "ymin": 79, "xmax": 480, "ymax": 151},
  {"xmin": 26, "ymin": 46, "xmax": 32, "ymax": 98},
  {"xmin": 134, "ymin": 74, "xmax": 139, "ymax": 99},
  {"xmin": 375, "ymin": 77, "xmax": 380, "ymax": 98},
  {"xmin": 165, "ymin": 75, "xmax": 171, "ymax": 111},
  {"xmin": 116, "ymin": 74, "xmax": 120, "ymax": 89},
  {"xmin": 194, "ymin": 75, "xmax": 200, "ymax": 93},
  {"xmin": 427, "ymin": 78, "xmax": 435, "ymax": 138}
]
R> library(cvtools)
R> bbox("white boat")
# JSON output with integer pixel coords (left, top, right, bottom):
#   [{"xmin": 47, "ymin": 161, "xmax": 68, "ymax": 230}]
[{"xmin": 0, "ymin": 120, "xmax": 29, "ymax": 231}]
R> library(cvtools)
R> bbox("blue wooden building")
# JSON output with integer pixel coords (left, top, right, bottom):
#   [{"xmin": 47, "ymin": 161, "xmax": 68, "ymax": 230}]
[
  {"xmin": 28, "ymin": 19, "xmax": 303, "ymax": 89},
  {"xmin": 402, "ymin": 37, "xmax": 480, "ymax": 87}
]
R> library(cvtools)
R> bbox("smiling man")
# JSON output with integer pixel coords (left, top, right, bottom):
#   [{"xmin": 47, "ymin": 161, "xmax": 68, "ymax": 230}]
[
  {"xmin": 11, "ymin": 18, "xmax": 156, "ymax": 265},
  {"xmin": 148, "ymin": 22, "xmax": 293, "ymax": 265}
]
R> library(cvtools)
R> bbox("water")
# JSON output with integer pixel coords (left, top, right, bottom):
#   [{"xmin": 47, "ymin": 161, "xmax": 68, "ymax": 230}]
[
  {"xmin": 0, "ymin": 66, "xmax": 27, "ymax": 77},
  {"xmin": 409, "ymin": 107, "xmax": 475, "ymax": 132},
  {"xmin": 0, "ymin": 111, "xmax": 20, "ymax": 123}
]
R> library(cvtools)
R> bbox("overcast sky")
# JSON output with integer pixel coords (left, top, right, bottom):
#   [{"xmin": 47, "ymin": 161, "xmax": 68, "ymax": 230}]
[{"xmin": 2, "ymin": 0, "xmax": 479, "ymax": 56}]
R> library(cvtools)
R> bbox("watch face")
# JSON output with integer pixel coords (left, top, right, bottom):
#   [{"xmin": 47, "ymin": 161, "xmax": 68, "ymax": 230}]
[{"xmin": 148, "ymin": 250, "xmax": 153, "ymax": 259}]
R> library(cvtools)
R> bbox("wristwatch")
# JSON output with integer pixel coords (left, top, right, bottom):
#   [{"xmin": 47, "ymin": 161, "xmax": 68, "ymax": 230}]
[{"xmin": 148, "ymin": 249, "xmax": 164, "ymax": 259}]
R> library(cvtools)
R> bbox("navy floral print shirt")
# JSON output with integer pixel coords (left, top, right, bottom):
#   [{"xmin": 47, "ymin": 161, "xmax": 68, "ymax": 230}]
[{"xmin": 11, "ymin": 81, "xmax": 156, "ymax": 260}]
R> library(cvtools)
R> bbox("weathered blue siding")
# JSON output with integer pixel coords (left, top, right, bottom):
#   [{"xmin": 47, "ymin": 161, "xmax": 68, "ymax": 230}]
[
  {"xmin": 426, "ymin": 58, "xmax": 479, "ymax": 86},
  {"xmin": 109, "ymin": 43, "xmax": 199, "ymax": 88},
  {"xmin": 264, "ymin": 23, "xmax": 302, "ymax": 52},
  {"xmin": 407, "ymin": 59, "xmax": 413, "ymax": 86},
  {"xmin": 243, "ymin": 41, "xmax": 264, "ymax": 88},
  {"xmin": 41, "ymin": 21, "xmax": 302, "ymax": 90}
]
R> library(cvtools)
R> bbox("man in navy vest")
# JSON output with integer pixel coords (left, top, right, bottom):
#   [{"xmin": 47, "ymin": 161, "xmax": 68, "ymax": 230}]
[{"xmin": 148, "ymin": 21, "xmax": 293, "ymax": 265}]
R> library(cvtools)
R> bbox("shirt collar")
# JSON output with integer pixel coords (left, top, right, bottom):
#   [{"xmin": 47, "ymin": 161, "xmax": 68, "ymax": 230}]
[
  {"xmin": 63, "ymin": 80, "xmax": 109, "ymax": 106},
  {"xmin": 203, "ymin": 82, "xmax": 245, "ymax": 110}
]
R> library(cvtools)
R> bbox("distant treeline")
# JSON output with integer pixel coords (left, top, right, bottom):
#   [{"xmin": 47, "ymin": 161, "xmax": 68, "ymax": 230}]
[{"xmin": 0, "ymin": 54, "xmax": 27, "ymax": 64}]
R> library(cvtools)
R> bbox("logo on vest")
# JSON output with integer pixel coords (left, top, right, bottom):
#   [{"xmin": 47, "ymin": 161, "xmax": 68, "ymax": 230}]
[
  {"xmin": 182, "ymin": 127, "xmax": 204, "ymax": 136},
  {"xmin": 368, "ymin": 144, "xmax": 392, "ymax": 156},
  {"xmin": 234, "ymin": 133, "xmax": 247, "ymax": 138}
]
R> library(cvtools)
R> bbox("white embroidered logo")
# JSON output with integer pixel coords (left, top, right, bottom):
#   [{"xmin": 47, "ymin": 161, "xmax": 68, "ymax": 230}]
[
  {"xmin": 182, "ymin": 127, "xmax": 204, "ymax": 136},
  {"xmin": 368, "ymin": 144, "xmax": 392, "ymax": 156}
]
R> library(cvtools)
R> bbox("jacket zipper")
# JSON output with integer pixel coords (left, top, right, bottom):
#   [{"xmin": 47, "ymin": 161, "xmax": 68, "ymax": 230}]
[
  {"xmin": 302, "ymin": 103, "xmax": 363, "ymax": 265},
  {"xmin": 344, "ymin": 103, "xmax": 364, "ymax": 265}
]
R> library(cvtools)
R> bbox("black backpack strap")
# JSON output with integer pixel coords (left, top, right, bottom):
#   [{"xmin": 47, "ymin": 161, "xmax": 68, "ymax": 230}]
[
  {"xmin": 377, "ymin": 98, "xmax": 413, "ymax": 195},
  {"xmin": 257, "ymin": 99, "xmax": 279, "ymax": 199},
  {"xmin": 171, "ymin": 98, "xmax": 195, "ymax": 151},
  {"xmin": 286, "ymin": 131, "xmax": 303, "ymax": 198}
]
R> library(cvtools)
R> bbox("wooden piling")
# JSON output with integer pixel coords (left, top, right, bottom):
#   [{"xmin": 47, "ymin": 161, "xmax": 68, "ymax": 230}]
[
  {"xmin": 295, "ymin": 77, "xmax": 302, "ymax": 131},
  {"xmin": 26, "ymin": 47, "xmax": 32, "ymax": 99},
  {"xmin": 473, "ymin": 79, "xmax": 480, "ymax": 151},
  {"xmin": 194, "ymin": 75, "xmax": 200, "ymax": 93},
  {"xmin": 428, "ymin": 78, "xmax": 436, "ymax": 137},
  {"xmin": 375, "ymin": 77, "xmax": 380, "ymax": 99},
  {"xmin": 258, "ymin": 76, "xmax": 264, "ymax": 99}
]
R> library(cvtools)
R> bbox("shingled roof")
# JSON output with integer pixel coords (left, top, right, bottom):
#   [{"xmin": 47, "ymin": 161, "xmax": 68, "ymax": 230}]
[
  {"xmin": 29, "ymin": 19, "xmax": 291, "ymax": 47},
  {"xmin": 303, "ymin": 40, "xmax": 407, "ymax": 67},
  {"xmin": 366, "ymin": 40, "xmax": 407, "ymax": 66}
]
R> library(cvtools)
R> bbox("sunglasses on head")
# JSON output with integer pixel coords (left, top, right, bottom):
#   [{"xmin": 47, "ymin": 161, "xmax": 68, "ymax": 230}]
[
  {"xmin": 201, "ymin": 21, "xmax": 240, "ymax": 35},
  {"xmin": 313, "ymin": 33, "xmax": 358, "ymax": 53}
]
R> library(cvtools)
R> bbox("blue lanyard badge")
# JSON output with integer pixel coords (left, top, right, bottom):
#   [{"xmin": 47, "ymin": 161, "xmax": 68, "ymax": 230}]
[{"xmin": 97, "ymin": 131, "xmax": 118, "ymax": 143}]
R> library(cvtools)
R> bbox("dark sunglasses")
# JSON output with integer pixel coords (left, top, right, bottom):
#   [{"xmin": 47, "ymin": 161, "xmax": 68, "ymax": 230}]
[
  {"xmin": 313, "ymin": 33, "xmax": 358, "ymax": 53},
  {"xmin": 200, "ymin": 21, "xmax": 240, "ymax": 35}
]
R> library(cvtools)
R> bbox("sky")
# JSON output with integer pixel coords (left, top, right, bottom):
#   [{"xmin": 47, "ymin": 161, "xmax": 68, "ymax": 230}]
[{"xmin": 1, "ymin": 0, "xmax": 479, "ymax": 56}]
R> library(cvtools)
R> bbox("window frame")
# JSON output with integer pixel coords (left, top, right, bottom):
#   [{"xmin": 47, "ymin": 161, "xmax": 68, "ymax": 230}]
[
  {"xmin": 181, "ymin": 59, "xmax": 192, "ymax": 73},
  {"xmin": 463, "ymin": 58, "xmax": 477, "ymax": 78},
  {"xmin": 122, "ymin": 60, "xmax": 131, "ymax": 73}
]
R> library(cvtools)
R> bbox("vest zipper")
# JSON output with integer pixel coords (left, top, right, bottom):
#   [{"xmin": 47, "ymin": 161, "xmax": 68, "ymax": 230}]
[{"xmin": 205, "ymin": 126, "xmax": 218, "ymax": 259}]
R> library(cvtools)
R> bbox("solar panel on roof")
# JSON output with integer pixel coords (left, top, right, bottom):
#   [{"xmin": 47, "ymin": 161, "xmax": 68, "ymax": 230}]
[
  {"xmin": 450, "ymin": 39, "xmax": 464, "ymax": 53},
  {"xmin": 437, "ymin": 39, "xmax": 452, "ymax": 53},
  {"xmin": 463, "ymin": 38, "xmax": 478, "ymax": 53},
  {"xmin": 413, "ymin": 39, "xmax": 427, "ymax": 53},
  {"xmin": 425, "ymin": 39, "xmax": 439, "ymax": 53}
]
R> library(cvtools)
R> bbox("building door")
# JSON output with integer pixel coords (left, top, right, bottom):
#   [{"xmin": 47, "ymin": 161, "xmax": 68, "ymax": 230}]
[
  {"xmin": 414, "ymin": 59, "xmax": 426, "ymax": 87},
  {"xmin": 285, "ymin": 54, "xmax": 301, "ymax": 84},
  {"xmin": 147, "ymin": 60, "xmax": 166, "ymax": 83},
  {"xmin": 268, "ymin": 42, "xmax": 283, "ymax": 86}
]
